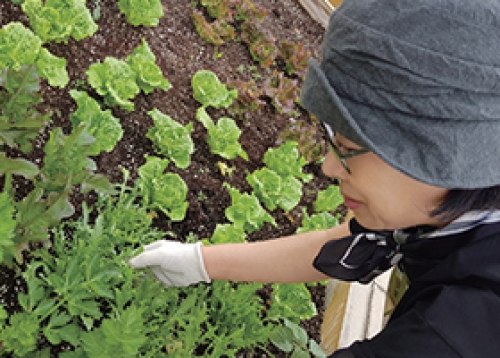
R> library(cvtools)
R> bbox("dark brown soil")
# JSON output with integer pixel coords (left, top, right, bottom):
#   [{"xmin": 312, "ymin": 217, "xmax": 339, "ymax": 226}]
[{"xmin": 1, "ymin": 0, "xmax": 340, "ymax": 355}]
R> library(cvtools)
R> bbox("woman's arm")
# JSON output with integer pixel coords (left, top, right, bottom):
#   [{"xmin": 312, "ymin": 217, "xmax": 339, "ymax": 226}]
[{"xmin": 202, "ymin": 220, "xmax": 351, "ymax": 283}]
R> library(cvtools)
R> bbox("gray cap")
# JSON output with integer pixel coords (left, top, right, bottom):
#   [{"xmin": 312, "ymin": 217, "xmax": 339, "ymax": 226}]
[{"xmin": 301, "ymin": 0, "xmax": 500, "ymax": 189}]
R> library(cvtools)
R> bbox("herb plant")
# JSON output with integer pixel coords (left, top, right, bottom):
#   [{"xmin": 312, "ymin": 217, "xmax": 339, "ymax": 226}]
[{"xmin": 0, "ymin": 66, "xmax": 50, "ymax": 153}]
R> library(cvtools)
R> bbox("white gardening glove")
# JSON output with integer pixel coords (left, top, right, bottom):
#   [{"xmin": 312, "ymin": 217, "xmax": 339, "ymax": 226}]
[{"xmin": 129, "ymin": 240, "xmax": 211, "ymax": 288}]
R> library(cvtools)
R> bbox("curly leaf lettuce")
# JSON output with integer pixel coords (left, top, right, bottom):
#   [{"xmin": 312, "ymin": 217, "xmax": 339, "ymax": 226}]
[
  {"xmin": 246, "ymin": 167, "xmax": 302, "ymax": 212},
  {"xmin": 138, "ymin": 156, "xmax": 189, "ymax": 221},
  {"xmin": 147, "ymin": 109, "xmax": 194, "ymax": 169},
  {"xmin": 196, "ymin": 108, "xmax": 247, "ymax": 160},
  {"xmin": 126, "ymin": 39, "xmax": 171, "ymax": 94},
  {"xmin": 263, "ymin": 141, "xmax": 313, "ymax": 183},
  {"xmin": 117, "ymin": 0, "xmax": 164, "ymax": 27},
  {"xmin": 192, "ymin": 69, "xmax": 238, "ymax": 109},
  {"xmin": 69, "ymin": 90, "xmax": 124, "ymax": 156},
  {"xmin": 0, "ymin": 22, "xmax": 41, "ymax": 71},
  {"xmin": 0, "ymin": 22, "xmax": 69, "ymax": 87},
  {"xmin": 87, "ymin": 57, "xmax": 140, "ymax": 111},
  {"xmin": 21, "ymin": 0, "xmax": 98, "ymax": 43},
  {"xmin": 224, "ymin": 184, "xmax": 276, "ymax": 234}
]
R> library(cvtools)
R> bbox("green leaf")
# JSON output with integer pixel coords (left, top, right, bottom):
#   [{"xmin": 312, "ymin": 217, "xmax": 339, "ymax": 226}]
[
  {"xmin": 270, "ymin": 326, "xmax": 295, "ymax": 353},
  {"xmin": 296, "ymin": 208, "xmax": 340, "ymax": 234},
  {"xmin": 210, "ymin": 223, "xmax": 247, "ymax": 244},
  {"xmin": 117, "ymin": 0, "xmax": 164, "ymax": 27},
  {"xmin": 224, "ymin": 184, "xmax": 276, "ymax": 233},
  {"xmin": 35, "ymin": 47, "xmax": 69, "ymax": 88},
  {"xmin": 147, "ymin": 109, "xmax": 194, "ymax": 169},
  {"xmin": 69, "ymin": 90, "xmax": 123, "ymax": 155},
  {"xmin": 314, "ymin": 185, "xmax": 343, "ymax": 213},
  {"xmin": 0, "ymin": 153, "xmax": 39, "ymax": 178},
  {"xmin": 264, "ymin": 141, "xmax": 313, "ymax": 183},
  {"xmin": 0, "ymin": 22, "xmax": 41, "ymax": 71},
  {"xmin": 192, "ymin": 69, "xmax": 238, "ymax": 108},
  {"xmin": 126, "ymin": 39, "xmax": 171, "ymax": 93},
  {"xmin": 22, "ymin": 0, "xmax": 98, "ymax": 43},
  {"xmin": 87, "ymin": 57, "xmax": 139, "ymax": 111}
]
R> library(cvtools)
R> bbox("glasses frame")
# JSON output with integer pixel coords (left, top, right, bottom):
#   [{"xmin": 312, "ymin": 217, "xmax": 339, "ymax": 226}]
[{"xmin": 320, "ymin": 122, "xmax": 369, "ymax": 174}]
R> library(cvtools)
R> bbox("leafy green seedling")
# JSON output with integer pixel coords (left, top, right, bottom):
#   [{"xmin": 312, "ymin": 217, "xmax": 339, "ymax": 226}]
[
  {"xmin": 147, "ymin": 108, "xmax": 194, "ymax": 169},
  {"xmin": 21, "ymin": 0, "xmax": 98, "ymax": 43},
  {"xmin": 0, "ymin": 22, "xmax": 69, "ymax": 87},
  {"xmin": 296, "ymin": 208, "xmax": 340, "ymax": 234},
  {"xmin": 246, "ymin": 167, "xmax": 302, "ymax": 212},
  {"xmin": 0, "ymin": 66, "xmax": 50, "ymax": 152},
  {"xmin": 87, "ymin": 57, "xmax": 140, "ymax": 111},
  {"xmin": 314, "ymin": 185, "xmax": 343, "ymax": 213},
  {"xmin": 270, "ymin": 318, "xmax": 326, "ymax": 358},
  {"xmin": 69, "ymin": 90, "xmax": 123, "ymax": 156},
  {"xmin": 137, "ymin": 156, "xmax": 189, "ymax": 221},
  {"xmin": 268, "ymin": 283, "xmax": 317, "ymax": 323},
  {"xmin": 209, "ymin": 223, "xmax": 246, "ymax": 244},
  {"xmin": 0, "ymin": 190, "xmax": 16, "ymax": 266},
  {"xmin": 263, "ymin": 141, "xmax": 313, "ymax": 183},
  {"xmin": 117, "ymin": 0, "xmax": 164, "ymax": 27},
  {"xmin": 196, "ymin": 107, "xmax": 247, "ymax": 160},
  {"xmin": 126, "ymin": 39, "xmax": 171, "ymax": 94},
  {"xmin": 224, "ymin": 183, "xmax": 276, "ymax": 234},
  {"xmin": 192, "ymin": 69, "xmax": 238, "ymax": 109}
]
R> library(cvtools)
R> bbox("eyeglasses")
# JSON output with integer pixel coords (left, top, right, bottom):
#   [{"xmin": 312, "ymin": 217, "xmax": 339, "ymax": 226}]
[{"xmin": 320, "ymin": 122, "xmax": 369, "ymax": 174}]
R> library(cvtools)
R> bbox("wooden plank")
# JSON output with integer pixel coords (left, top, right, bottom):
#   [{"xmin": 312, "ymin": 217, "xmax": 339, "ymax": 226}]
[{"xmin": 297, "ymin": 0, "xmax": 334, "ymax": 28}]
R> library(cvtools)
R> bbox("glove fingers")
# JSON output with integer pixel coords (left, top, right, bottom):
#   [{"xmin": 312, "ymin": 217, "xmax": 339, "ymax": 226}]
[
  {"xmin": 151, "ymin": 266, "xmax": 174, "ymax": 288},
  {"xmin": 129, "ymin": 250, "xmax": 163, "ymax": 268},
  {"xmin": 142, "ymin": 240, "xmax": 167, "ymax": 251}
]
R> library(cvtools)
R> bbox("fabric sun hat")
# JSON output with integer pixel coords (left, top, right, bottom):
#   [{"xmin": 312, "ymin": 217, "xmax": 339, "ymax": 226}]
[{"xmin": 301, "ymin": 0, "xmax": 500, "ymax": 189}]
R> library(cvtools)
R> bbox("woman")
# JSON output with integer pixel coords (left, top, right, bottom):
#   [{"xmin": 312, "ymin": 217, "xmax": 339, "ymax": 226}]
[{"xmin": 130, "ymin": 0, "xmax": 500, "ymax": 356}]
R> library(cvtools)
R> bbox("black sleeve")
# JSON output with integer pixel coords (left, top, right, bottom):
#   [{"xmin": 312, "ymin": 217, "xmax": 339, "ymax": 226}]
[{"xmin": 328, "ymin": 285, "xmax": 500, "ymax": 358}]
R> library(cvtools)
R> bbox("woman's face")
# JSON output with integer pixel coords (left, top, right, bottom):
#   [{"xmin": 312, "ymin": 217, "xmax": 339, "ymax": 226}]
[{"xmin": 321, "ymin": 133, "xmax": 449, "ymax": 230}]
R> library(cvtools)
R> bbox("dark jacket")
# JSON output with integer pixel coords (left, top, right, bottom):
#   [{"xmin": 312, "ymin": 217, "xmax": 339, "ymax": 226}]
[{"xmin": 330, "ymin": 222, "xmax": 500, "ymax": 358}]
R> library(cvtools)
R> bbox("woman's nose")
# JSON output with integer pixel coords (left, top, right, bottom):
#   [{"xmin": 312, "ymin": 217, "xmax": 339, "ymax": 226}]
[{"xmin": 321, "ymin": 150, "xmax": 348, "ymax": 180}]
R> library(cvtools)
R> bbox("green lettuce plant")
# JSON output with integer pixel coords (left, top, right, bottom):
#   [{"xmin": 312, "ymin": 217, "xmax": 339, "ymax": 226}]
[
  {"xmin": 137, "ymin": 156, "xmax": 189, "ymax": 221},
  {"xmin": 263, "ymin": 141, "xmax": 313, "ymax": 183},
  {"xmin": 86, "ymin": 40, "xmax": 170, "ymax": 110},
  {"xmin": 224, "ymin": 183, "xmax": 276, "ymax": 234},
  {"xmin": 0, "ymin": 22, "xmax": 69, "ymax": 87},
  {"xmin": 196, "ymin": 107, "xmax": 248, "ymax": 160},
  {"xmin": 296, "ymin": 208, "xmax": 340, "ymax": 234},
  {"xmin": 0, "ymin": 66, "xmax": 50, "ymax": 153},
  {"xmin": 246, "ymin": 167, "xmax": 302, "ymax": 212},
  {"xmin": 192, "ymin": 69, "xmax": 238, "ymax": 109},
  {"xmin": 126, "ymin": 39, "xmax": 171, "ymax": 94},
  {"xmin": 86, "ymin": 56, "xmax": 140, "ymax": 111},
  {"xmin": 147, "ymin": 108, "xmax": 194, "ymax": 169},
  {"xmin": 21, "ymin": 0, "xmax": 98, "ymax": 43},
  {"xmin": 314, "ymin": 185, "xmax": 343, "ymax": 213},
  {"xmin": 69, "ymin": 90, "xmax": 124, "ymax": 156},
  {"xmin": 118, "ymin": 0, "xmax": 164, "ymax": 27}
]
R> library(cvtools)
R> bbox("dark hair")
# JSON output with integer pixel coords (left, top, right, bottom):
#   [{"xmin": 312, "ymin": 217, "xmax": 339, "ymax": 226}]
[{"xmin": 432, "ymin": 186, "xmax": 500, "ymax": 221}]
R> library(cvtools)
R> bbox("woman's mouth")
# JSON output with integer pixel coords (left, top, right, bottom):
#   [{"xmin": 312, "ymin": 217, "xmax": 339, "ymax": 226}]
[{"xmin": 342, "ymin": 194, "xmax": 363, "ymax": 210}]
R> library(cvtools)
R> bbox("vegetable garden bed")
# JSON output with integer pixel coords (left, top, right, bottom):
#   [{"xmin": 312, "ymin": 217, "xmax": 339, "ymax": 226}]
[{"xmin": 0, "ymin": 0, "xmax": 345, "ymax": 356}]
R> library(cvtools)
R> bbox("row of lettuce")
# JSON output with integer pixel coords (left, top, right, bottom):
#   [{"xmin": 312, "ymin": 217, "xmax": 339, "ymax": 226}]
[{"xmin": 0, "ymin": 0, "xmax": 340, "ymax": 356}]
